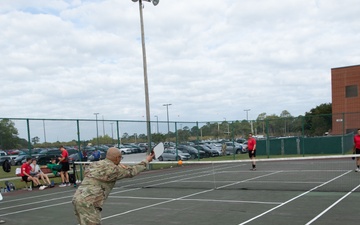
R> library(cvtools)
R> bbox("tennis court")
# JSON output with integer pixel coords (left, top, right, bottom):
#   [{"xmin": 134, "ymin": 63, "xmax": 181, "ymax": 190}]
[{"xmin": 0, "ymin": 156, "xmax": 359, "ymax": 225}]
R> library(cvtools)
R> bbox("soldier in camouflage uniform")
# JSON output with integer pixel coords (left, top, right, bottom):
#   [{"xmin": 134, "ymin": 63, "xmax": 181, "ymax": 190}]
[{"xmin": 72, "ymin": 147, "xmax": 154, "ymax": 225}]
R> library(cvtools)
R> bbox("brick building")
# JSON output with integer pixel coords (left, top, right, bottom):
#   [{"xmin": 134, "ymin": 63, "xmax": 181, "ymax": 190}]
[{"xmin": 331, "ymin": 65, "xmax": 360, "ymax": 134}]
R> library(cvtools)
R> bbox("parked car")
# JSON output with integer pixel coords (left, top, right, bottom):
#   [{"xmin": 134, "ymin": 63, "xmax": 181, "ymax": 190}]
[
  {"xmin": 117, "ymin": 144, "xmax": 132, "ymax": 154},
  {"xmin": 13, "ymin": 155, "xmax": 28, "ymax": 165},
  {"xmin": 93, "ymin": 145, "xmax": 109, "ymax": 152},
  {"xmin": 194, "ymin": 145, "xmax": 219, "ymax": 157},
  {"xmin": 68, "ymin": 152, "xmax": 83, "ymax": 163},
  {"xmin": 66, "ymin": 148, "xmax": 78, "ymax": 156},
  {"xmin": 224, "ymin": 142, "xmax": 246, "ymax": 154},
  {"xmin": 158, "ymin": 149, "xmax": 191, "ymax": 161},
  {"xmin": 137, "ymin": 143, "xmax": 148, "ymax": 153},
  {"xmin": 240, "ymin": 141, "xmax": 248, "ymax": 152},
  {"xmin": 123, "ymin": 144, "xmax": 142, "ymax": 153},
  {"xmin": 36, "ymin": 154, "xmax": 59, "ymax": 165},
  {"xmin": 177, "ymin": 145, "xmax": 205, "ymax": 159},
  {"xmin": 204, "ymin": 143, "xmax": 222, "ymax": 155},
  {"xmin": 6, "ymin": 149, "xmax": 21, "ymax": 155},
  {"xmin": 236, "ymin": 138, "xmax": 246, "ymax": 144}
]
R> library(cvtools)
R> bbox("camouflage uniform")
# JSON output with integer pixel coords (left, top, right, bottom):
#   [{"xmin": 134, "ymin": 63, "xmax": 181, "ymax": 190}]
[{"xmin": 72, "ymin": 158, "xmax": 148, "ymax": 225}]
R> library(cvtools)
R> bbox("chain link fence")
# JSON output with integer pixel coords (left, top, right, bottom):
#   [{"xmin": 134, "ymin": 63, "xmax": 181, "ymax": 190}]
[{"xmin": 0, "ymin": 112, "xmax": 358, "ymax": 158}]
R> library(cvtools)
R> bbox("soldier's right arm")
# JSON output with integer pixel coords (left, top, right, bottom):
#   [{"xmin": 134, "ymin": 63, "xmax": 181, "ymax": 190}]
[{"xmin": 116, "ymin": 160, "xmax": 149, "ymax": 179}]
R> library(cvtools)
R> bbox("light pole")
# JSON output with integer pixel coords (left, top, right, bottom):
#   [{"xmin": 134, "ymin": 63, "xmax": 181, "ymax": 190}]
[
  {"xmin": 131, "ymin": 0, "xmax": 159, "ymax": 152},
  {"xmin": 42, "ymin": 119, "xmax": 47, "ymax": 143},
  {"xmin": 102, "ymin": 115, "xmax": 105, "ymax": 137},
  {"xmin": 154, "ymin": 115, "xmax": 159, "ymax": 133},
  {"xmin": 110, "ymin": 123, "xmax": 114, "ymax": 144},
  {"xmin": 163, "ymin": 103, "xmax": 172, "ymax": 134},
  {"xmin": 244, "ymin": 109, "xmax": 251, "ymax": 121},
  {"xmin": 94, "ymin": 113, "xmax": 99, "ymax": 147},
  {"xmin": 224, "ymin": 117, "xmax": 229, "ymax": 135}
]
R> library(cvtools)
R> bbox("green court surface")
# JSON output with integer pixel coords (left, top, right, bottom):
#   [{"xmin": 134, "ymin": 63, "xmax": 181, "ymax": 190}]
[{"xmin": 1, "ymin": 157, "xmax": 359, "ymax": 225}]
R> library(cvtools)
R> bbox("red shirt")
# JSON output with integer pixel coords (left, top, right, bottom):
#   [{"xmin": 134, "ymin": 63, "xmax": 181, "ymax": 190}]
[
  {"xmin": 248, "ymin": 137, "xmax": 256, "ymax": 151},
  {"xmin": 61, "ymin": 149, "xmax": 69, "ymax": 163},
  {"xmin": 20, "ymin": 163, "xmax": 31, "ymax": 176},
  {"xmin": 354, "ymin": 135, "xmax": 360, "ymax": 149}
]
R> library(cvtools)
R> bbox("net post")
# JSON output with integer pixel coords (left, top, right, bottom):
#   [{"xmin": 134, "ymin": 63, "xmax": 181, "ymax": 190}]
[
  {"xmin": 76, "ymin": 119, "xmax": 83, "ymax": 181},
  {"xmin": 212, "ymin": 161, "xmax": 217, "ymax": 190}
]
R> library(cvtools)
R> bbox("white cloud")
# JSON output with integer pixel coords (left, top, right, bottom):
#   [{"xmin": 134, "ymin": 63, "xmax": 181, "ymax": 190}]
[{"xmin": 0, "ymin": 0, "xmax": 359, "ymax": 141}]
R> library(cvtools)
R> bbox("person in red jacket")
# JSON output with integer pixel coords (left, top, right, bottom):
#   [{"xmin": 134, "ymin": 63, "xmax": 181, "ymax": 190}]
[
  {"xmin": 248, "ymin": 133, "xmax": 257, "ymax": 171},
  {"xmin": 353, "ymin": 128, "xmax": 360, "ymax": 172},
  {"xmin": 58, "ymin": 146, "xmax": 70, "ymax": 187},
  {"xmin": 21, "ymin": 157, "xmax": 42, "ymax": 188}
]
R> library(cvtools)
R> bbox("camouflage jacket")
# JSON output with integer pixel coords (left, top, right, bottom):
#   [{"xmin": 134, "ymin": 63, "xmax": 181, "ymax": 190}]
[{"xmin": 73, "ymin": 158, "xmax": 148, "ymax": 208}]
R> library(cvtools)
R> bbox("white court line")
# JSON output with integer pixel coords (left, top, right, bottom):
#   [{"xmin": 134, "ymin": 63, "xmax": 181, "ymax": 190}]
[
  {"xmin": 223, "ymin": 170, "xmax": 349, "ymax": 173},
  {"xmin": 216, "ymin": 171, "xmax": 282, "ymax": 189},
  {"xmin": 101, "ymin": 171, "xmax": 282, "ymax": 222},
  {"xmin": 238, "ymin": 170, "xmax": 353, "ymax": 225},
  {"xmin": 0, "ymin": 189, "xmax": 74, "ymax": 204},
  {"xmin": 178, "ymin": 180, "xmax": 323, "ymax": 184},
  {"xmin": 0, "ymin": 168, "xmax": 281, "ymax": 219},
  {"xmin": 110, "ymin": 196, "xmax": 281, "ymax": 205},
  {"xmin": 0, "ymin": 195, "xmax": 72, "ymax": 211},
  {"xmin": 102, "ymin": 189, "xmax": 213, "ymax": 221},
  {"xmin": 305, "ymin": 183, "xmax": 360, "ymax": 225},
  {"xmin": 120, "ymin": 162, "xmax": 245, "ymax": 188},
  {"xmin": 0, "ymin": 188, "xmax": 141, "ymax": 215},
  {"xmin": 0, "ymin": 201, "xmax": 70, "ymax": 217},
  {"xmin": 120, "ymin": 162, "xmax": 246, "ymax": 189}
]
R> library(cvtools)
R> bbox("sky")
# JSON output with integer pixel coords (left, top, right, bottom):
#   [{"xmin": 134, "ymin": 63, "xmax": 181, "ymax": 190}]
[{"xmin": 1, "ymin": 0, "xmax": 360, "ymax": 142}]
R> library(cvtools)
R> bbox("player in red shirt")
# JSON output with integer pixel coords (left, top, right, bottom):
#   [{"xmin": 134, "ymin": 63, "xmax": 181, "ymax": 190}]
[
  {"xmin": 21, "ymin": 157, "xmax": 41, "ymax": 188},
  {"xmin": 58, "ymin": 146, "xmax": 70, "ymax": 187},
  {"xmin": 353, "ymin": 128, "xmax": 360, "ymax": 172},
  {"xmin": 248, "ymin": 133, "xmax": 257, "ymax": 170}
]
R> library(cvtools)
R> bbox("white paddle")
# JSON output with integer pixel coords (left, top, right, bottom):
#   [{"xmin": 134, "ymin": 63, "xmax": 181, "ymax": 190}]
[{"xmin": 151, "ymin": 142, "xmax": 165, "ymax": 160}]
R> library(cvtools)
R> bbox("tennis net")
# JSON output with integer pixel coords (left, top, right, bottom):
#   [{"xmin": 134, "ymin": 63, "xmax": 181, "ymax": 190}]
[{"xmin": 73, "ymin": 155, "xmax": 360, "ymax": 192}]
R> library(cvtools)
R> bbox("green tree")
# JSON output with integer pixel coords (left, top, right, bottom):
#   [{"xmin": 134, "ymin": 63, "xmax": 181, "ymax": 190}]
[
  {"xmin": 280, "ymin": 110, "xmax": 292, "ymax": 136},
  {"xmin": 304, "ymin": 103, "xmax": 332, "ymax": 136},
  {"xmin": 0, "ymin": 119, "xmax": 19, "ymax": 149},
  {"xmin": 32, "ymin": 136, "xmax": 40, "ymax": 145},
  {"xmin": 152, "ymin": 133, "xmax": 166, "ymax": 143}
]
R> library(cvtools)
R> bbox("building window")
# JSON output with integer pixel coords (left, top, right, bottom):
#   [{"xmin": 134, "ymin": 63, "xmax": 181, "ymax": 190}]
[{"xmin": 345, "ymin": 85, "xmax": 358, "ymax": 98}]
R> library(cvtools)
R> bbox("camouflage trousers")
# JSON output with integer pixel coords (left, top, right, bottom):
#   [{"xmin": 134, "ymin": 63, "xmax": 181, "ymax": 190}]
[{"xmin": 72, "ymin": 199, "xmax": 102, "ymax": 225}]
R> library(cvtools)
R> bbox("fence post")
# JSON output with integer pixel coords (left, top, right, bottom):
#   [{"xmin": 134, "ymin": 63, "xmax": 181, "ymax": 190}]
[
  {"xmin": 196, "ymin": 121, "xmax": 200, "ymax": 160},
  {"xmin": 175, "ymin": 122, "xmax": 178, "ymax": 159},
  {"xmin": 76, "ymin": 120, "xmax": 83, "ymax": 180},
  {"xmin": 26, "ymin": 119, "xmax": 32, "ymax": 156},
  {"xmin": 301, "ymin": 116, "xmax": 305, "ymax": 156},
  {"xmin": 232, "ymin": 121, "xmax": 235, "ymax": 160},
  {"xmin": 266, "ymin": 119, "xmax": 270, "ymax": 158},
  {"xmin": 116, "ymin": 121, "xmax": 120, "ymax": 148}
]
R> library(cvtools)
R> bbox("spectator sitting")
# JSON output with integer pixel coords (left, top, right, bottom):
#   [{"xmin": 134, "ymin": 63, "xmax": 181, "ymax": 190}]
[
  {"xmin": 20, "ymin": 157, "xmax": 44, "ymax": 190},
  {"xmin": 31, "ymin": 159, "xmax": 51, "ymax": 189},
  {"xmin": 41, "ymin": 158, "xmax": 61, "ymax": 177}
]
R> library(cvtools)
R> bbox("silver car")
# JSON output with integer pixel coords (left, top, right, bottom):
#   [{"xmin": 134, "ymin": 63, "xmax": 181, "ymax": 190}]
[
  {"xmin": 158, "ymin": 149, "xmax": 191, "ymax": 161},
  {"xmin": 225, "ymin": 142, "xmax": 246, "ymax": 154}
]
